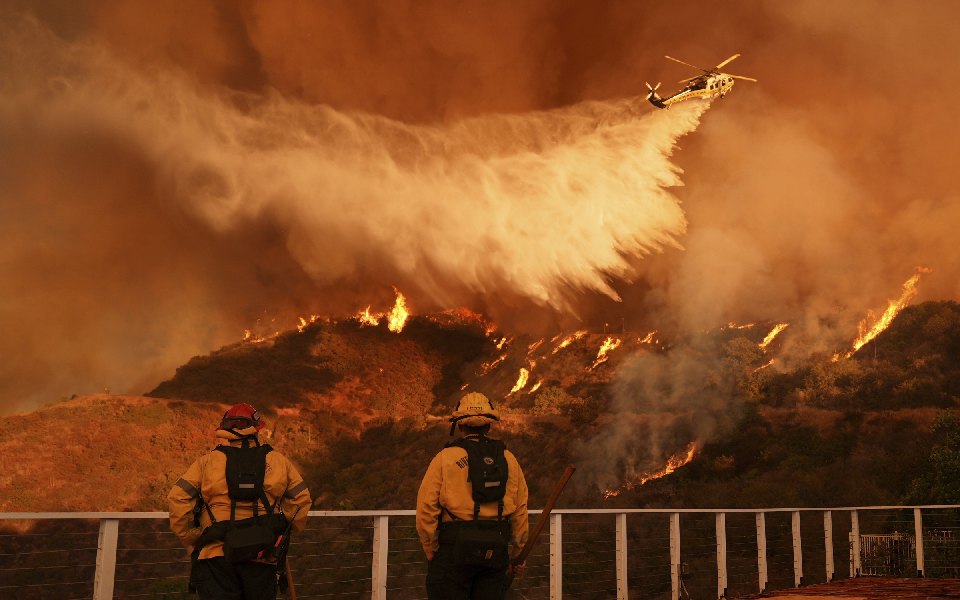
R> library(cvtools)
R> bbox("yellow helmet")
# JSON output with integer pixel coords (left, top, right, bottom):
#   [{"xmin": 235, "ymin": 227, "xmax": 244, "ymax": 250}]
[{"xmin": 450, "ymin": 392, "xmax": 500, "ymax": 431}]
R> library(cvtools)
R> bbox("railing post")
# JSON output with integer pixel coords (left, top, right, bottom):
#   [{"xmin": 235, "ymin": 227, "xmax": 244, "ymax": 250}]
[
  {"xmin": 550, "ymin": 513, "xmax": 563, "ymax": 600},
  {"xmin": 716, "ymin": 512, "xmax": 727, "ymax": 599},
  {"xmin": 371, "ymin": 515, "xmax": 388, "ymax": 600},
  {"xmin": 792, "ymin": 511, "xmax": 803, "ymax": 587},
  {"xmin": 850, "ymin": 510, "xmax": 861, "ymax": 577},
  {"xmin": 670, "ymin": 512, "xmax": 680, "ymax": 600},
  {"xmin": 93, "ymin": 518, "xmax": 119, "ymax": 600},
  {"xmin": 824, "ymin": 510, "xmax": 834, "ymax": 582},
  {"xmin": 615, "ymin": 513, "xmax": 629, "ymax": 600},
  {"xmin": 756, "ymin": 512, "xmax": 767, "ymax": 593},
  {"xmin": 914, "ymin": 507, "xmax": 925, "ymax": 577}
]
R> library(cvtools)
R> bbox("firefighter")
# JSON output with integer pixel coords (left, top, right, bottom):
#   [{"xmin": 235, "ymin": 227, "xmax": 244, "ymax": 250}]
[
  {"xmin": 416, "ymin": 392, "xmax": 529, "ymax": 600},
  {"xmin": 168, "ymin": 403, "xmax": 311, "ymax": 600}
]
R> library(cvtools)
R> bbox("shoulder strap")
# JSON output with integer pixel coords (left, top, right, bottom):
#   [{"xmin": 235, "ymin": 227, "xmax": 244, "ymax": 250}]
[{"xmin": 255, "ymin": 445, "xmax": 275, "ymax": 516}]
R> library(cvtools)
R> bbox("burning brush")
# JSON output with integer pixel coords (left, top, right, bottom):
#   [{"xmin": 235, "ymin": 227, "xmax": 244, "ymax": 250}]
[
  {"xmin": 603, "ymin": 442, "xmax": 698, "ymax": 499},
  {"xmin": 354, "ymin": 289, "xmax": 410, "ymax": 333},
  {"xmin": 835, "ymin": 267, "xmax": 931, "ymax": 360}
]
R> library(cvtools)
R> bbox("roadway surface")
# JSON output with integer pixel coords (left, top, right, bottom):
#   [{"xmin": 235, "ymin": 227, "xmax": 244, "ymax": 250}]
[{"xmin": 755, "ymin": 577, "xmax": 960, "ymax": 599}]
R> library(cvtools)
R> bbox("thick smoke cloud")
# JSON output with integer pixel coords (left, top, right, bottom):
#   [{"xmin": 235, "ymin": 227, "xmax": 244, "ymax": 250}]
[
  {"xmin": 2, "ymin": 0, "xmax": 959, "ymax": 422},
  {"xmin": 0, "ymin": 9, "xmax": 700, "ymax": 411}
]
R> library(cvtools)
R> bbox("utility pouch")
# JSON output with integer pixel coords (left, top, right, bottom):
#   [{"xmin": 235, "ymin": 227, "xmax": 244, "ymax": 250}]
[
  {"xmin": 447, "ymin": 521, "xmax": 510, "ymax": 569},
  {"xmin": 195, "ymin": 522, "xmax": 229, "ymax": 549},
  {"xmin": 222, "ymin": 514, "xmax": 286, "ymax": 563}
]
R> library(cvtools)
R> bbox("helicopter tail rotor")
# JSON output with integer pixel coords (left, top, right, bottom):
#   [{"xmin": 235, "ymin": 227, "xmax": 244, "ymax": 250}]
[{"xmin": 645, "ymin": 81, "xmax": 662, "ymax": 100}]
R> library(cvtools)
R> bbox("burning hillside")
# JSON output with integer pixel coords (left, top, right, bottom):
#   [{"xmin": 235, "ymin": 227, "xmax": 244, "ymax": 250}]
[
  {"xmin": 150, "ymin": 278, "xmax": 956, "ymax": 502},
  {"xmin": 1, "ymin": 298, "xmax": 958, "ymax": 513},
  {"xmin": 149, "ymin": 298, "xmax": 653, "ymax": 419}
]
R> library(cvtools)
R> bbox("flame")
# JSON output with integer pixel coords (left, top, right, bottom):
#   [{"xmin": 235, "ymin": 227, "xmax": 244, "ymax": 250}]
[
  {"xmin": 357, "ymin": 306, "xmax": 380, "ymax": 327},
  {"xmin": 529, "ymin": 380, "xmax": 543, "ymax": 394},
  {"xmin": 242, "ymin": 328, "xmax": 273, "ymax": 344},
  {"xmin": 753, "ymin": 358, "xmax": 775, "ymax": 372},
  {"xmin": 602, "ymin": 443, "xmax": 698, "ymax": 499},
  {"xmin": 496, "ymin": 337, "xmax": 509, "ymax": 350},
  {"xmin": 527, "ymin": 339, "xmax": 544, "ymax": 355},
  {"xmin": 387, "ymin": 290, "xmax": 409, "ymax": 333},
  {"xmin": 242, "ymin": 314, "xmax": 282, "ymax": 343},
  {"xmin": 479, "ymin": 353, "xmax": 508, "ymax": 375},
  {"xmin": 725, "ymin": 322, "xmax": 755, "ymax": 330},
  {"xmin": 638, "ymin": 330, "xmax": 657, "ymax": 344},
  {"xmin": 759, "ymin": 323, "xmax": 789, "ymax": 350},
  {"xmin": 354, "ymin": 289, "xmax": 409, "ymax": 332},
  {"xmin": 297, "ymin": 314, "xmax": 320, "ymax": 333},
  {"xmin": 509, "ymin": 368, "xmax": 530, "ymax": 395},
  {"xmin": 590, "ymin": 337, "xmax": 622, "ymax": 369},
  {"xmin": 838, "ymin": 267, "xmax": 931, "ymax": 359},
  {"xmin": 552, "ymin": 330, "xmax": 588, "ymax": 354}
]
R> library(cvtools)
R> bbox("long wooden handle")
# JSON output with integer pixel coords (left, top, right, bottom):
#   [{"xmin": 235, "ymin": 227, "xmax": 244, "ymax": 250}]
[
  {"xmin": 514, "ymin": 464, "xmax": 576, "ymax": 566},
  {"xmin": 285, "ymin": 558, "xmax": 297, "ymax": 600}
]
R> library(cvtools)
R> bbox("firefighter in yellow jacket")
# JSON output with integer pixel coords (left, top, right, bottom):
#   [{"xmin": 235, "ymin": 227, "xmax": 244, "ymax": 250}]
[
  {"xmin": 168, "ymin": 403, "xmax": 311, "ymax": 600},
  {"xmin": 417, "ymin": 393, "xmax": 529, "ymax": 600}
]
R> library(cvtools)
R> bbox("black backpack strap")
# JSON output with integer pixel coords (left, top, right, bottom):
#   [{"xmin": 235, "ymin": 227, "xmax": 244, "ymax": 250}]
[
  {"xmin": 473, "ymin": 435, "xmax": 484, "ymax": 521},
  {"xmin": 259, "ymin": 489, "xmax": 273, "ymax": 516},
  {"xmin": 259, "ymin": 445, "xmax": 274, "ymax": 515}
]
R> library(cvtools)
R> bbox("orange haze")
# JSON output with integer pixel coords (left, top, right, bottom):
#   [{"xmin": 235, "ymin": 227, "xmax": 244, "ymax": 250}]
[{"xmin": 1, "ymin": 1, "xmax": 959, "ymax": 411}]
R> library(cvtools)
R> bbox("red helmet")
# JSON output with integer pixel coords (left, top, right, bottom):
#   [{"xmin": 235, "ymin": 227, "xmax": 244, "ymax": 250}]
[{"xmin": 218, "ymin": 403, "xmax": 264, "ymax": 432}]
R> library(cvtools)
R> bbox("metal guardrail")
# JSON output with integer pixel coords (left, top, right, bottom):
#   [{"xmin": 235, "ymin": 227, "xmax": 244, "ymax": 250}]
[{"xmin": 1, "ymin": 505, "xmax": 958, "ymax": 599}]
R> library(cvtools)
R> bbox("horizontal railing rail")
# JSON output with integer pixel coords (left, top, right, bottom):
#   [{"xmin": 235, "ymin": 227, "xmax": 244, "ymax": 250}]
[{"xmin": 1, "ymin": 505, "xmax": 958, "ymax": 600}]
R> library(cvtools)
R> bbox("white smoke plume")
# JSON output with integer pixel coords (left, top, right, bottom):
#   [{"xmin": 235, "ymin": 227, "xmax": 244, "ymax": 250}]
[{"xmin": 0, "ymin": 18, "xmax": 706, "ymax": 410}]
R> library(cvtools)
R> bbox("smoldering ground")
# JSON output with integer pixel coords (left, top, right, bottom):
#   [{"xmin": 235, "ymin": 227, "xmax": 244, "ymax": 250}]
[{"xmin": 2, "ymin": 0, "xmax": 959, "ymax": 469}]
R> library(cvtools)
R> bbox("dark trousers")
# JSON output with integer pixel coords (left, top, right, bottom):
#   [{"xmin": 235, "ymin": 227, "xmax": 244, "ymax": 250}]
[
  {"xmin": 426, "ymin": 544, "xmax": 507, "ymax": 600},
  {"xmin": 195, "ymin": 557, "xmax": 277, "ymax": 600}
]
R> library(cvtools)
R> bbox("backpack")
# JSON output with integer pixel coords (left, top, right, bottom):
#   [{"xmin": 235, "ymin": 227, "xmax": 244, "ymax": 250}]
[
  {"xmin": 448, "ymin": 436, "xmax": 509, "ymax": 516},
  {"xmin": 442, "ymin": 435, "xmax": 512, "ymax": 569},
  {"xmin": 195, "ymin": 443, "xmax": 287, "ymax": 563}
]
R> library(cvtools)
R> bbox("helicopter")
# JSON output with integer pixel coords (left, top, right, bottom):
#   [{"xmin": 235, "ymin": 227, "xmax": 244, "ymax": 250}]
[{"xmin": 646, "ymin": 53, "xmax": 756, "ymax": 109}]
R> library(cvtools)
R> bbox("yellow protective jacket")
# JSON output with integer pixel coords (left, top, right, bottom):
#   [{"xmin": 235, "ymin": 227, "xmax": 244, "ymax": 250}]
[
  {"xmin": 168, "ymin": 429, "xmax": 312, "ymax": 560},
  {"xmin": 416, "ymin": 435, "xmax": 529, "ymax": 561}
]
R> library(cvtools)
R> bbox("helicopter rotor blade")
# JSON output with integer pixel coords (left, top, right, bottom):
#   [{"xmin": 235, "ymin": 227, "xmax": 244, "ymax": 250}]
[
  {"xmin": 714, "ymin": 53, "xmax": 741, "ymax": 70},
  {"xmin": 664, "ymin": 55, "xmax": 709, "ymax": 73},
  {"xmin": 678, "ymin": 76, "xmax": 701, "ymax": 84},
  {"xmin": 728, "ymin": 74, "xmax": 758, "ymax": 82}
]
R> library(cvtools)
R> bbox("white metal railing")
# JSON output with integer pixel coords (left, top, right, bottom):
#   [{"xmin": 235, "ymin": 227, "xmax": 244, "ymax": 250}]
[{"xmin": 1, "ymin": 505, "xmax": 958, "ymax": 599}]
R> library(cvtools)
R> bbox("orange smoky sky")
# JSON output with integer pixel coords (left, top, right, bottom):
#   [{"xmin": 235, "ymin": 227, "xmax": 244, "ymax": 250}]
[{"xmin": 1, "ymin": 0, "xmax": 959, "ymax": 412}]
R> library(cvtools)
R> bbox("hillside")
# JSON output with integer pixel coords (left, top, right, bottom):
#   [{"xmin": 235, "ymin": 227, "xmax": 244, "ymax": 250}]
[{"xmin": 2, "ymin": 301, "xmax": 959, "ymax": 513}]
